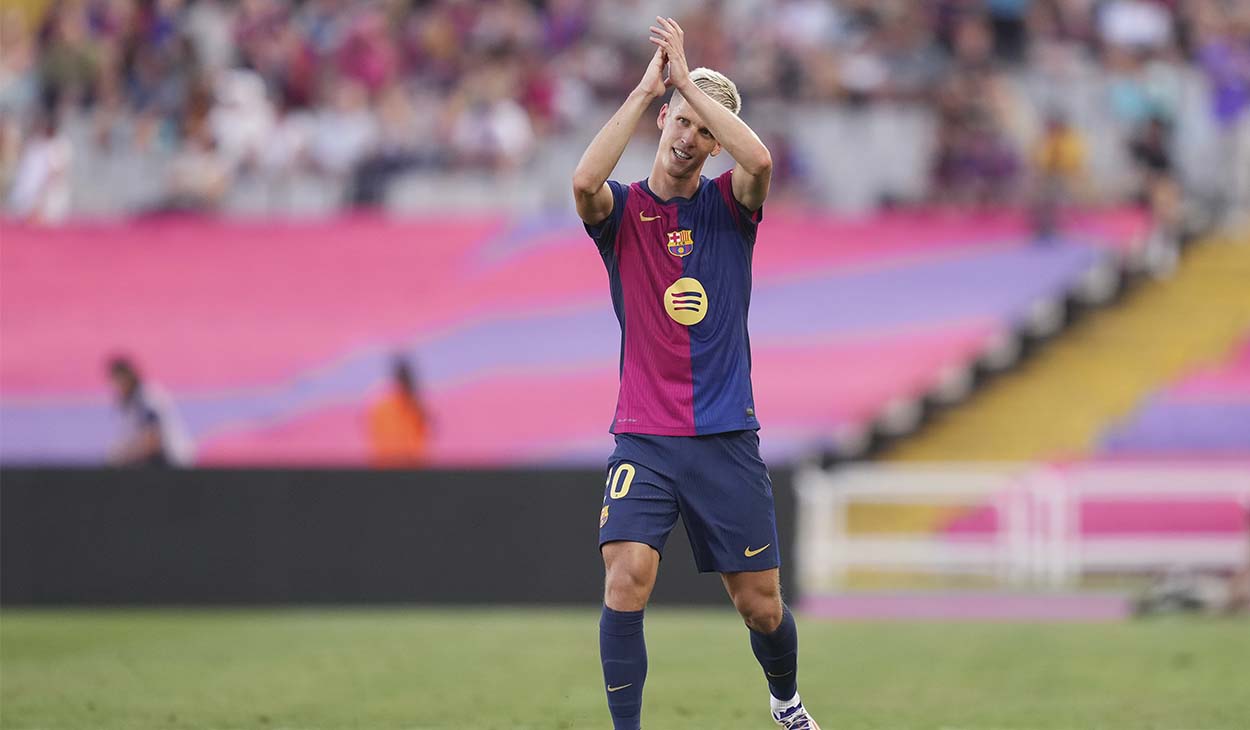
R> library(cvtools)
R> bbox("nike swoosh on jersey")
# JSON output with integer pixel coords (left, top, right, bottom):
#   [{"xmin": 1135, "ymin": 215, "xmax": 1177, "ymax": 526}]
[
  {"xmin": 744, "ymin": 544, "xmax": 771, "ymax": 557},
  {"xmin": 639, "ymin": 212, "xmax": 661, "ymax": 221}
]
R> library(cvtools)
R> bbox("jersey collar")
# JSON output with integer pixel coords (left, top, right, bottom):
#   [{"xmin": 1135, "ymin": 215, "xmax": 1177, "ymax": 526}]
[{"xmin": 640, "ymin": 176, "xmax": 708, "ymax": 206}]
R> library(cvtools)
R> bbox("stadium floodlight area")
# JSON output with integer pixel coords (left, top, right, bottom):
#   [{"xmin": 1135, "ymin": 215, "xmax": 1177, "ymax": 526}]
[{"xmin": 795, "ymin": 461, "xmax": 1250, "ymax": 618}]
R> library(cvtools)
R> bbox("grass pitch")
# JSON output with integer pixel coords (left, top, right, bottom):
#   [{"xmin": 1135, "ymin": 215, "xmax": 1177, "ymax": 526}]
[{"xmin": 2, "ymin": 607, "xmax": 1247, "ymax": 730}]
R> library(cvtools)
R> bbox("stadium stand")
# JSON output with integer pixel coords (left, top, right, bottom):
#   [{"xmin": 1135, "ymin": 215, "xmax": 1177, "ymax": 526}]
[
  {"xmin": 805, "ymin": 233, "xmax": 1245, "ymax": 605},
  {"xmin": 887, "ymin": 234, "xmax": 1250, "ymax": 461},
  {"xmin": 0, "ymin": 207, "xmax": 1148, "ymax": 466},
  {"xmin": 1, "ymin": 0, "xmax": 1243, "ymax": 475},
  {"xmin": 1100, "ymin": 333, "xmax": 1250, "ymax": 455}
]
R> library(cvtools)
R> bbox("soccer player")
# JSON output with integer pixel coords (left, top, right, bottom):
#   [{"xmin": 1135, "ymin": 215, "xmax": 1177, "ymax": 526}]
[{"xmin": 571, "ymin": 17, "xmax": 820, "ymax": 730}]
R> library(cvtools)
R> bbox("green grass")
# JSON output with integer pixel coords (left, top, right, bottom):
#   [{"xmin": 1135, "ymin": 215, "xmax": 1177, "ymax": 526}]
[{"xmin": 2, "ymin": 608, "xmax": 1248, "ymax": 729}]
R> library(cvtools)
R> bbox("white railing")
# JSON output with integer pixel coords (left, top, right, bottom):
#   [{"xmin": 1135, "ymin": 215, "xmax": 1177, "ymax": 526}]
[{"xmin": 795, "ymin": 462, "xmax": 1250, "ymax": 592}]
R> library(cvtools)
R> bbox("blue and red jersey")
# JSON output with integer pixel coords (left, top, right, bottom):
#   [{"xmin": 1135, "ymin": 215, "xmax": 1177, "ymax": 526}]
[{"xmin": 586, "ymin": 170, "xmax": 762, "ymax": 436}]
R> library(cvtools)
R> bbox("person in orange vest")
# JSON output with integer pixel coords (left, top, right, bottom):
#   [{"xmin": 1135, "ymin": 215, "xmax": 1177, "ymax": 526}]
[{"xmin": 367, "ymin": 355, "xmax": 432, "ymax": 467}]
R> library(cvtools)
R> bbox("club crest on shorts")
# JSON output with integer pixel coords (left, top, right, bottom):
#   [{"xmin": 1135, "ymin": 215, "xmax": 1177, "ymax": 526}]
[
  {"xmin": 600, "ymin": 505, "xmax": 610, "ymax": 528},
  {"xmin": 666, "ymin": 229, "xmax": 694, "ymax": 257}
]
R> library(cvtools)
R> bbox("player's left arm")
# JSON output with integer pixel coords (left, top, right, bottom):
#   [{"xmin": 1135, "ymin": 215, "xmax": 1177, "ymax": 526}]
[{"xmin": 650, "ymin": 16, "xmax": 771, "ymax": 212}]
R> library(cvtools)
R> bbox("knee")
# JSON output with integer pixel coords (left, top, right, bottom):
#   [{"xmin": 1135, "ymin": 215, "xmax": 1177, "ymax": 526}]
[
  {"xmin": 736, "ymin": 593, "xmax": 783, "ymax": 634},
  {"xmin": 604, "ymin": 564, "xmax": 653, "ymax": 611}
]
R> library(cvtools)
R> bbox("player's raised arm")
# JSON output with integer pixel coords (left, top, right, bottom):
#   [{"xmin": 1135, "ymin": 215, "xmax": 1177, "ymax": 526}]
[
  {"xmin": 649, "ymin": 17, "xmax": 772, "ymax": 211},
  {"xmin": 572, "ymin": 48, "xmax": 670, "ymax": 225}
]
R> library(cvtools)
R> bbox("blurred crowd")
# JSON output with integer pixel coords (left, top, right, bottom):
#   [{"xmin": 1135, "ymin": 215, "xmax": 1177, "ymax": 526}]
[{"xmin": 2, "ymin": 0, "xmax": 1249, "ymax": 222}]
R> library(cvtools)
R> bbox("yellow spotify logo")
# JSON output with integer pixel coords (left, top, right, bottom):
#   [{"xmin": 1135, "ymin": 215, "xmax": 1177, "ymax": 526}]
[{"xmin": 664, "ymin": 277, "xmax": 708, "ymax": 326}]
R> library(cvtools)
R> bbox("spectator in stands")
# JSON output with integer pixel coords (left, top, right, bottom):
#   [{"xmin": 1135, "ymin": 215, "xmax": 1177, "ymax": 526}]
[
  {"xmin": 0, "ymin": 6, "xmax": 38, "ymax": 118},
  {"xmin": 1098, "ymin": 0, "xmax": 1174, "ymax": 52},
  {"xmin": 1128, "ymin": 115, "xmax": 1175, "ymax": 201},
  {"xmin": 445, "ymin": 58, "xmax": 535, "ymax": 171},
  {"xmin": 367, "ymin": 355, "xmax": 432, "ymax": 468},
  {"xmin": 1194, "ymin": 0, "xmax": 1250, "ymax": 227},
  {"xmin": 337, "ymin": 6, "xmax": 399, "ymax": 97},
  {"xmin": 350, "ymin": 82, "xmax": 443, "ymax": 206},
  {"xmin": 35, "ymin": 0, "xmax": 98, "ymax": 112},
  {"xmin": 106, "ymin": 355, "xmax": 194, "ymax": 467},
  {"xmin": 1128, "ymin": 114, "xmax": 1182, "ymax": 273},
  {"xmin": 0, "ymin": 113, "xmax": 23, "ymax": 204},
  {"xmin": 209, "ymin": 70, "xmax": 275, "ymax": 171},
  {"xmin": 877, "ymin": 4, "xmax": 947, "ymax": 102},
  {"xmin": 4, "ymin": 0, "xmax": 1240, "ymax": 220},
  {"xmin": 308, "ymin": 78, "xmax": 377, "ymax": 180},
  {"xmin": 987, "ymin": 0, "xmax": 1031, "ymax": 64},
  {"xmin": 161, "ymin": 117, "xmax": 232, "ymax": 211},
  {"xmin": 256, "ymin": 95, "xmax": 313, "ymax": 178},
  {"xmin": 6, "ymin": 112, "xmax": 71, "ymax": 224},
  {"xmin": 1026, "ymin": 0, "xmax": 1098, "ymax": 78},
  {"xmin": 1031, "ymin": 110, "xmax": 1088, "ymax": 238},
  {"xmin": 930, "ymin": 69, "xmax": 1021, "ymax": 208}
]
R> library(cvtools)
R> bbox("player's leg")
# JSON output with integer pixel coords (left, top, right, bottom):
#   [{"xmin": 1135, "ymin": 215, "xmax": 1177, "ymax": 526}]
[
  {"xmin": 723, "ymin": 569, "xmax": 797, "ymax": 701},
  {"xmin": 599, "ymin": 440, "xmax": 679, "ymax": 730},
  {"xmin": 600, "ymin": 541, "xmax": 657, "ymax": 730},
  {"xmin": 603, "ymin": 540, "xmax": 660, "ymax": 610},
  {"xmin": 722, "ymin": 568, "xmax": 796, "ymax": 696},
  {"xmin": 675, "ymin": 430, "xmax": 819, "ymax": 728},
  {"xmin": 723, "ymin": 568, "xmax": 819, "ymax": 729}
]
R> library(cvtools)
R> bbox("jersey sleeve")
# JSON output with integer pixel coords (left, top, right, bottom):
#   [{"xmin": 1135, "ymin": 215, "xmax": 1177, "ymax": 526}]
[
  {"xmin": 583, "ymin": 180, "xmax": 630, "ymax": 255},
  {"xmin": 714, "ymin": 170, "xmax": 763, "ymax": 245}
]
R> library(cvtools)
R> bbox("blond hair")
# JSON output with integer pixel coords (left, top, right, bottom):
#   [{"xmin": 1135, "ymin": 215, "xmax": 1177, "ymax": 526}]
[{"xmin": 672, "ymin": 67, "xmax": 742, "ymax": 116}]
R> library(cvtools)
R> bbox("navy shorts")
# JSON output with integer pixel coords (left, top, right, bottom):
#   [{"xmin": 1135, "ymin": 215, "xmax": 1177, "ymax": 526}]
[{"xmin": 598, "ymin": 430, "xmax": 780, "ymax": 574}]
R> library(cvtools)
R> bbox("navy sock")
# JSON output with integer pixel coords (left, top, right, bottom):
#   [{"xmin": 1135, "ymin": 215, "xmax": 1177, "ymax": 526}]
[
  {"xmin": 749, "ymin": 604, "xmax": 798, "ymax": 702},
  {"xmin": 600, "ymin": 606, "xmax": 647, "ymax": 730}
]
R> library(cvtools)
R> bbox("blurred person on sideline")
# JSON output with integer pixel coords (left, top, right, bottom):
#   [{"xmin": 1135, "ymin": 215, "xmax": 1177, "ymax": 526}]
[
  {"xmin": 106, "ymin": 356, "xmax": 194, "ymax": 467},
  {"xmin": 367, "ymin": 355, "xmax": 432, "ymax": 468},
  {"xmin": 6, "ymin": 112, "xmax": 71, "ymax": 224},
  {"xmin": 1136, "ymin": 498, "xmax": 1250, "ymax": 617}
]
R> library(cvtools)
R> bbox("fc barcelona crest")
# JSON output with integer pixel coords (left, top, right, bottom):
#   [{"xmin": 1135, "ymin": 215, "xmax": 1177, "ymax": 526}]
[{"xmin": 666, "ymin": 229, "xmax": 695, "ymax": 257}]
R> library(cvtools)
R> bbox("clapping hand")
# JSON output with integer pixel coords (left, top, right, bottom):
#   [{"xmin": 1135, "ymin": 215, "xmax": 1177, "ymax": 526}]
[{"xmin": 649, "ymin": 17, "xmax": 689, "ymax": 91}]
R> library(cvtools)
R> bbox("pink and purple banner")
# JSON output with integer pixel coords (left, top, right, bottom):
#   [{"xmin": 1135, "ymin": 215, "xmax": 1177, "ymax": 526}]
[{"xmin": 1, "ymin": 208, "xmax": 1147, "ymax": 466}]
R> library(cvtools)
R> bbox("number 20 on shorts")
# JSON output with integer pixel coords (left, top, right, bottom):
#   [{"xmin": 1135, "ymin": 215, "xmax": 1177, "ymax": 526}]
[{"xmin": 607, "ymin": 463, "xmax": 635, "ymax": 499}]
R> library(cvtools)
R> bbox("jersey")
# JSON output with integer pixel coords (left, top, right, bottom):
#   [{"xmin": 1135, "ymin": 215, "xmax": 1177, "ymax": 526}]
[{"xmin": 585, "ymin": 169, "xmax": 762, "ymax": 436}]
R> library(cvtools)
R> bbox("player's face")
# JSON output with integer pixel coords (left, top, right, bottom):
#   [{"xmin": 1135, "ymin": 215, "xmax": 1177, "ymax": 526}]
[{"xmin": 656, "ymin": 99, "xmax": 721, "ymax": 178}]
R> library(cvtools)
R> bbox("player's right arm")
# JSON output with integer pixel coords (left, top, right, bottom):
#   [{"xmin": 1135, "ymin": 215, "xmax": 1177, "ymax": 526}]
[{"xmin": 572, "ymin": 48, "xmax": 670, "ymax": 225}]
